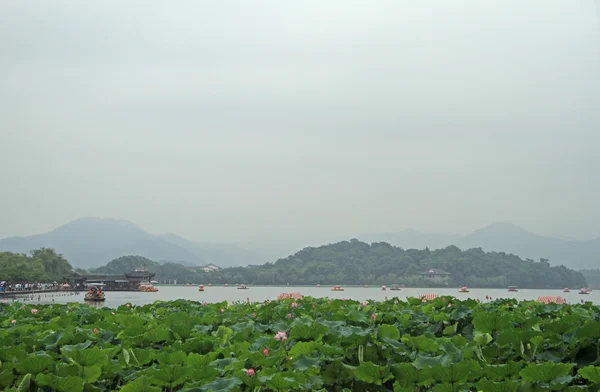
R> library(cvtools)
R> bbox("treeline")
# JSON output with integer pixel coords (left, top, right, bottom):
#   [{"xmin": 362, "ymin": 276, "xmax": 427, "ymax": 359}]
[
  {"xmin": 203, "ymin": 240, "xmax": 586, "ymax": 288},
  {"xmin": 74, "ymin": 240, "xmax": 588, "ymax": 289},
  {"xmin": 0, "ymin": 248, "xmax": 74, "ymax": 283},
  {"xmin": 89, "ymin": 255, "xmax": 208, "ymax": 283}
]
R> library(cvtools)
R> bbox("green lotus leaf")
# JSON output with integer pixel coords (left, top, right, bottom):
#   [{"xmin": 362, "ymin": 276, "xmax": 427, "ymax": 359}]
[
  {"xmin": 578, "ymin": 366, "xmax": 600, "ymax": 384},
  {"xmin": 391, "ymin": 363, "xmax": 433, "ymax": 387},
  {"xmin": 354, "ymin": 361, "xmax": 392, "ymax": 385},
  {"xmin": 520, "ymin": 362, "xmax": 573, "ymax": 383},
  {"xmin": 475, "ymin": 378, "xmax": 520, "ymax": 392},
  {"xmin": 120, "ymin": 375, "xmax": 161, "ymax": 392},
  {"xmin": 473, "ymin": 332, "xmax": 493, "ymax": 346},
  {"xmin": 290, "ymin": 323, "xmax": 328, "ymax": 341},
  {"xmin": 578, "ymin": 321, "xmax": 600, "ymax": 340},
  {"xmin": 190, "ymin": 376, "xmax": 242, "ymax": 392},
  {"xmin": 143, "ymin": 327, "xmax": 172, "ymax": 343},
  {"xmin": 16, "ymin": 373, "xmax": 31, "ymax": 392},
  {"xmin": 15, "ymin": 353, "xmax": 54, "ymax": 374},
  {"xmin": 150, "ymin": 365, "xmax": 190, "ymax": 387},
  {"xmin": 156, "ymin": 351, "xmax": 187, "ymax": 366},
  {"xmin": 42, "ymin": 330, "xmax": 64, "ymax": 350},
  {"xmin": 292, "ymin": 355, "xmax": 321, "ymax": 371},
  {"xmin": 0, "ymin": 369, "xmax": 15, "ymax": 388},
  {"xmin": 289, "ymin": 341, "xmax": 317, "ymax": 358},
  {"xmin": 63, "ymin": 347, "xmax": 108, "ymax": 368},
  {"xmin": 473, "ymin": 312, "xmax": 512, "ymax": 333},
  {"xmin": 483, "ymin": 362, "xmax": 525, "ymax": 381},
  {"xmin": 54, "ymin": 376, "xmax": 84, "ymax": 392},
  {"xmin": 322, "ymin": 360, "xmax": 355, "ymax": 386},
  {"xmin": 379, "ymin": 324, "xmax": 400, "ymax": 341}
]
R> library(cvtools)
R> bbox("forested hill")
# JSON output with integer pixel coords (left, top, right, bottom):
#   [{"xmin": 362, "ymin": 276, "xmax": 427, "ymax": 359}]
[{"xmin": 208, "ymin": 239, "xmax": 587, "ymax": 288}]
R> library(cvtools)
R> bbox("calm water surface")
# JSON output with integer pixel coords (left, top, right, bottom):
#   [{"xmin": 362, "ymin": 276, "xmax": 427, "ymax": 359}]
[{"xmin": 14, "ymin": 286, "xmax": 599, "ymax": 308}]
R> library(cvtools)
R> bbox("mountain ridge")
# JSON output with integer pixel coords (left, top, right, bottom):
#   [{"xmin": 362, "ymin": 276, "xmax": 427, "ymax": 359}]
[
  {"xmin": 359, "ymin": 222, "xmax": 600, "ymax": 269},
  {"xmin": 0, "ymin": 217, "xmax": 266, "ymax": 269}
]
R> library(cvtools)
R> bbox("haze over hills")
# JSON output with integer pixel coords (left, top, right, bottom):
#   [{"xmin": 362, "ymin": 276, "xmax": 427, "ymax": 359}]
[
  {"xmin": 0, "ymin": 218, "xmax": 270, "ymax": 269},
  {"xmin": 1, "ymin": 218, "xmax": 599, "ymax": 271},
  {"xmin": 359, "ymin": 222, "xmax": 600, "ymax": 270}
]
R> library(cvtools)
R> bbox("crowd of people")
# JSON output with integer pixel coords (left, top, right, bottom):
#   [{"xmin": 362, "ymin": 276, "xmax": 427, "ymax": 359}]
[{"xmin": 0, "ymin": 282, "xmax": 65, "ymax": 292}]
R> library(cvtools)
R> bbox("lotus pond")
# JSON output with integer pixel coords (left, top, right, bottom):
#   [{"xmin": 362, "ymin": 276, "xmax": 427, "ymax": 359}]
[{"xmin": 1, "ymin": 297, "xmax": 600, "ymax": 391}]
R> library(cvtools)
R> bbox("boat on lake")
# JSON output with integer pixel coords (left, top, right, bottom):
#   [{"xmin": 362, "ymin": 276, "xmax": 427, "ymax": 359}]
[
  {"xmin": 84, "ymin": 286, "xmax": 105, "ymax": 302},
  {"xmin": 139, "ymin": 284, "xmax": 158, "ymax": 292},
  {"xmin": 563, "ymin": 288, "xmax": 570, "ymax": 293},
  {"xmin": 508, "ymin": 286, "xmax": 518, "ymax": 292},
  {"xmin": 381, "ymin": 285, "xmax": 387, "ymax": 291},
  {"xmin": 237, "ymin": 284, "xmax": 249, "ymax": 290},
  {"xmin": 579, "ymin": 288, "xmax": 590, "ymax": 295},
  {"xmin": 389, "ymin": 285, "xmax": 401, "ymax": 291},
  {"xmin": 458, "ymin": 286, "xmax": 469, "ymax": 293},
  {"xmin": 198, "ymin": 285, "xmax": 205, "ymax": 292},
  {"xmin": 331, "ymin": 285, "xmax": 344, "ymax": 292}
]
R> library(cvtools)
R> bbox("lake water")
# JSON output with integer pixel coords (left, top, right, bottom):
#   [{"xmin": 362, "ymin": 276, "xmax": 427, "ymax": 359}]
[{"xmin": 12, "ymin": 286, "xmax": 598, "ymax": 307}]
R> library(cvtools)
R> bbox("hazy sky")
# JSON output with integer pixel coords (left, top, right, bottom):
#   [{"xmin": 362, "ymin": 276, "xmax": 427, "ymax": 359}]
[{"xmin": 1, "ymin": 1, "xmax": 599, "ymax": 247}]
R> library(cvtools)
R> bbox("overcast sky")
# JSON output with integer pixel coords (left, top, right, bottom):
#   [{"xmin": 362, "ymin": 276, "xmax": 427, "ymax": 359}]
[{"xmin": 1, "ymin": 1, "xmax": 599, "ymax": 247}]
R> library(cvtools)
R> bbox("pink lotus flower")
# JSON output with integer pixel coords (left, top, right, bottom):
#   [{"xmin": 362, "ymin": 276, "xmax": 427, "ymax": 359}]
[
  {"xmin": 327, "ymin": 301, "xmax": 330, "ymax": 305},
  {"xmin": 31, "ymin": 309, "xmax": 38, "ymax": 314},
  {"xmin": 581, "ymin": 299, "xmax": 585, "ymax": 304},
  {"xmin": 485, "ymin": 295, "xmax": 489, "ymax": 300},
  {"xmin": 93, "ymin": 328, "xmax": 99, "ymax": 334},
  {"xmin": 291, "ymin": 302, "xmax": 298, "ymax": 308},
  {"xmin": 263, "ymin": 348, "xmax": 269, "ymax": 356},
  {"xmin": 442, "ymin": 297, "xmax": 446, "ymax": 301},
  {"xmin": 11, "ymin": 319, "xmax": 16, "ymax": 325},
  {"xmin": 220, "ymin": 308, "xmax": 225, "ymax": 313},
  {"xmin": 371, "ymin": 313, "xmax": 376, "ymax": 321},
  {"xmin": 202, "ymin": 301, "xmax": 207, "ymax": 306},
  {"xmin": 361, "ymin": 302, "xmax": 367, "ymax": 307},
  {"xmin": 447, "ymin": 303, "xmax": 452, "ymax": 308},
  {"xmin": 247, "ymin": 368, "xmax": 255, "ymax": 377},
  {"xmin": 111, "ymin": 312, "xmax": 115, "ymax": 315},
  {"xmin": 126, "ymin": 304, "xmax": 131, "ymax": 308},
  {"xmin": 274, "ymin": 331, "xmax": 288, "ymax": 341},
  {"xmin": 251, "ymin": 313, "xmax": 256, "ymax": 317},
  {"xmin": 286, "ymin": 313, "xmax": 292, "ymax": 318}
]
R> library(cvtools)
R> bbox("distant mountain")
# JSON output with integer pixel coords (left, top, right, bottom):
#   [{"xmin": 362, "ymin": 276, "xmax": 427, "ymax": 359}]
[
  {"xmin": 360, "ymin": 223, "xmax": 600, "ymax": 270},
  {"xmin": 0, "ymin": 218, "xmax": 265, "ymax": 269}
]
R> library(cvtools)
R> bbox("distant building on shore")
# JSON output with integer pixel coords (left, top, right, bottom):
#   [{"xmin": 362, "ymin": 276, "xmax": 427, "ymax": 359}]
[
  {"xmin": 420, "ymin": 269, "xmax": 451, "ymax": 283},
  {"xmin": 186, "ymin": 264, "xmax": 222, "ymax": 273},
  {"xmin": 65, "ymin": 267, "xmax": 156, "ymax": 291}
]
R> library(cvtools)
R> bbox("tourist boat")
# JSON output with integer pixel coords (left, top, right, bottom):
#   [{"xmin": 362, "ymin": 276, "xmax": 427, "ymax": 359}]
[
  {"xmin": 363, "ymin": 285, "xmax": 369, "ymax": 288},
  {"xmin": 381, "ymin": 285, "xmax": 387, "ymax": 291},
  {"xmin": 84, "ymin": 287, "xmax": 105, "ymax": 302},
  {"xmin": 390, "ymin": 285, "xmax": 401, "ymax": 291},
  {"xmin": 563, "ymin": 288, "xmax": 570, "ymax": 293},
  {"xmin": 458, "ymin": 286, "xmax": 469, "ymax": 293},
  {"xmin": 139, "ymin": 284, "xmax": 158, "ymax": 292},
  {"xmin": 224, "ymin": 283, "xmax": 228, "ymax": 287},
  {"xmin": 316, "ymin": 284, "xmax": 321, "ymax": 288},
  {"xmin": 198, "ymin": 284, "xmax": 205, "ymax": 292},
  {"xmin": 237, "ymin": 284, "xmax": 249, "ymax": 290},
  {"xmin": 331, "ymin": 285, "xmax": 344, "ymax": 292},
  {"xmin": 508, "ymin": 286, "xmax": 518, "ymax": 292},
  {"xmin": 84, "ymin": 292, "xmax": 105, "ymax": 301},
  {"xmin": 579, "ymin": 288, "xmax": 590, "ymax": 295}
]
